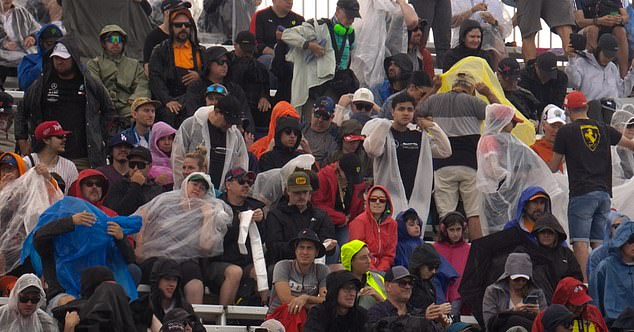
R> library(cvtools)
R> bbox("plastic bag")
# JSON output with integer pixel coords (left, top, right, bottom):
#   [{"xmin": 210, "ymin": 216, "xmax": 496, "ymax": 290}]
[
  {"xmin": 134, "ymin": 173, "xmax": 233, "ymax": 262},
  {"xmin": 251, "ymin": 154, "xmax": 315, "ymax": 209},
  {"xmin": 0, "ymin": 169, "xmax": 62, "ymax": 275}
]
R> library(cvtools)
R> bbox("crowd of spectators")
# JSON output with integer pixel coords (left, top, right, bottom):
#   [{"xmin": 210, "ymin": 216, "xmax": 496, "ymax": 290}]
[{"xmin": 3, "ymin": 0, "xmax": 634, "ymax": 331}]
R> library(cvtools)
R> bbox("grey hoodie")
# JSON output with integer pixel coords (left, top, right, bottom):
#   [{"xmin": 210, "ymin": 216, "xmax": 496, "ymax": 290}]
[{"xmin": 566, "ymin": 51, "xmax": 634, "ymax": 100}]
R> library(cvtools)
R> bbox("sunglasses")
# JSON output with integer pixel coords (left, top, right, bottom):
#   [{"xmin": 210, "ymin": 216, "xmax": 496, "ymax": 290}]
[
  {"xmin": 172, "ymin": 22, "xmax": 192, "ymax": 28},
  {"xmin": 396, "ymin": 279, "xmax": 414, "ymax": 288},
  {"xmin": 213, "ymin": 59, "xmax": 228, "ymax": 65},
  {"xmin": 54, "ymin": 135, "xmax": 67, "ymax": 139},
  {"xmin": 106, "ymin": 35, "xmax": 122, "ymax": 44},
  {"xmin": 313, "ymin": 111, "xmax": 332, "ymax": 119},
  {"xmin": 129, "ymin": 161, "xmax": 148, "ymax": 170},
  {"xmin": 282, "ymin": 128, "xmax": 300, "ymax": 136},
  {"xmin": 19, "ymin": 295, "xmax": 41, "ymax": 304},
  {"xmin": 354, "ymin": 103, "xmax": 373, "ymax": 111},
  {"xmin": 82, "ymin": 180, "xmax": 104, "ymax": 188},
  {"xmin": 369, "ymin": 196, "xmax": 387, "ymax": 203},
  {"xmin": 206, "ymin": 85, "xmax": 228, "ymax": 96},
  {"xmin": 627, "ymin": 123, "xmax": 634, "ymax": 129}
]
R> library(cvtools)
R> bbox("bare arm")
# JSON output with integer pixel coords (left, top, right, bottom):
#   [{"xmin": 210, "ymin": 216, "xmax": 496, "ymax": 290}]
[
  {"xmin": 397, "ymin": 0, "xmax": 419, "ymax": 29},
  {"xmin": 547, "ymin": 152, "xmax": 565, "ymax": 173},
  {"xmin": 618, "ymin": 136, "xmax": 634, "ymax": 151}
]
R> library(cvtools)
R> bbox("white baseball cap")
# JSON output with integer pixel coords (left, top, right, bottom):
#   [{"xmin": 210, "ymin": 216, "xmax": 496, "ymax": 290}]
[
  {"xmin": 542, "ymin": 104, "xmax": 567, "ymax": 125},
  {"xmin": 50, "ymin": 43, "xmax": 71, "ymax": 59},
  {"xmin": 352, "ymin": 88, "xmax": 374, "ymax": 105},
  {"xmin": 510, "ymin": 274, "xmax": 530, "ymax": 280}
]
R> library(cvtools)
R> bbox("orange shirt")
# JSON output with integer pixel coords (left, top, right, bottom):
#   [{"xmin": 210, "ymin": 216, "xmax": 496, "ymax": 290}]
[
  {"xmin": 173, "ymin": 40, "xmax": 201, "ymax": 70},
  {"xmin": 531, "ymin": 138, "xmax": 563, "ymax": 172}
]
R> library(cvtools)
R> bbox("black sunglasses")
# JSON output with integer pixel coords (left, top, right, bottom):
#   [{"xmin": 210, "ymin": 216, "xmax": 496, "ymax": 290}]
[
  {"xmin": 235, "ymin": 177, "xmax": 254, "ymax": 186},
  {"xmin": 354, "ymin": 102, "xmax": 373, "ymax": 111},
  {"xmin": 627, "ymin": 123, "xmax": 634, "ymax": 129},
  {"xmin": 214, "ymin": 59, "xmax": 228, "ymax": 65},
  {"xmin": 172, "ymin": 22, "xmax": 192, "ymax": 28},
  {"xmin": 82, "ymin": 180, "xmax": 104, "ymax": 188},
  {"xmin": 19, "ymin": 295, "xmax": 41, "ymax": 304},
  {"xmin": 282, "ymin": 128, "xmax": 300, "ymax": 136},
  {"xmin": 54, "ymin": 135, "xmax": 67, "ymax": 139},
  {"xmin": 129, "ymin": 161, "xmax": 148, "ymax": 170}
]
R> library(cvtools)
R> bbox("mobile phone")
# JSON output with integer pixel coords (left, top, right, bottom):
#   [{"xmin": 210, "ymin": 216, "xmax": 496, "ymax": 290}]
[{"xmin": 523, "ymin": 295, "xmax": 539, "ymax": 305}]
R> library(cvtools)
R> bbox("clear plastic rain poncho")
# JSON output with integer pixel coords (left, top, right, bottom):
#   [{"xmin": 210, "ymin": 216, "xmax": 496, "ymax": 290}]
[
  {"xmin": 0, "ymin": 169, "xmax": 62, "ymax": 276},
  {"xmin": 450, "ymin": 0, "xmax": 512, "ymax": 57},
  {"xmin": 134, "ymin": 172, "xmax": 233, "ymax": 262},
  {"xmin": 0, "ymin": 274, "xmax": 58, "ymax": 332},
  {"xmin": 350, "ymin": 0, "xmax": 408, "ymax": 88},
  {"xmin": 251, "ymin": 154, "xmax": 315, "ymax": 210},
  {"xmin": 476, "ymin": 104, "xmax": 565, "ymax": 234},
  {"xmin": 610, "ymin": 110, "xmax": 634, "ymax": 186}
]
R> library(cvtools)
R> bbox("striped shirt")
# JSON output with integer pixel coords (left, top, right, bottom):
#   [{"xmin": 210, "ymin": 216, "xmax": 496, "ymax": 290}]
[{"xmin": 23, "ymin": 153, "xmax": 79, "ymax": 194}]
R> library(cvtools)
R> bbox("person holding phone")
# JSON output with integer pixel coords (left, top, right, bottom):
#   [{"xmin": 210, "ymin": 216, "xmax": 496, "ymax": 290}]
[{"xmin": 482, "ymin": 253, "xmax": 547, "ymax": 330}]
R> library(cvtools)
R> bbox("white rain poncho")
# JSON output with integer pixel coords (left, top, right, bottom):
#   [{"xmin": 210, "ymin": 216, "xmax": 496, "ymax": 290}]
[
  {"xmin": 362, "ymin": 118, "xmax": 452, "ymax": 220},
  {"xmin": 350, "ymin": 0, "xmax": 408, "ymax": 88},
  {"xmin": 251, "ymin": 154, "xmax": 315, "ymax": 210},
  {"xmin": 0, "ymin": 273, "xmax": 58, "ymax": 332},
  {"xmin": 450, "ymin": 0, "xmax": 511, "ymax": 57},
  {"xmin": 476, "ymin": 104, "xmax": 565, "ymax": 233},
  {"xmin": 0, "ymin": 169, "xmax": 62, "ymax": 275},
  {"xmin": 134, "ymin": 172, "xmax": 233, "ymax": 262},
  {"xmin": 610, "ymin": 110, "xmax": 634, "ymax": 186}
]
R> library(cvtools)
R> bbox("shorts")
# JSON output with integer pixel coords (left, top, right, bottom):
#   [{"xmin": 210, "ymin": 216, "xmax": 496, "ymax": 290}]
[
  {"xmin": 568, "ymin": 191, "xmax": 611, "ymax": 243},
  {"xmin": 516, "ymin": 0, "xmax": 575, "ymax": 38},
  {"xmin": 205, "ymin": 261, "xmax": 235, "ymax": 288},
  {"xmin": 434, "ymin": 166, "xmax": 481, "ymax": 218}
]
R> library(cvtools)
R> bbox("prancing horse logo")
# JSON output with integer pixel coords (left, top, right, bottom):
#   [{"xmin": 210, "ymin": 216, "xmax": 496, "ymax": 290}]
[{"xmin": 580, "ymin": 125, "xmax": 600, "ymax": 151}]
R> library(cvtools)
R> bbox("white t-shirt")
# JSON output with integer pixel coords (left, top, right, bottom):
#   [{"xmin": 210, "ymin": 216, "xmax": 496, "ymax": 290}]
[{"xmin": 23, "ymin": 153, "xmax": 79, "ymax": 194}]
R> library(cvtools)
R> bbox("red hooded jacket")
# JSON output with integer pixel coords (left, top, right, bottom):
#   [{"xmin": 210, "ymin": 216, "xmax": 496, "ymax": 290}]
[
  {"xmin": 531, "ymin": 277, "xmax": 608, "ymax": 332},
  {"xmin": 348, "ymin": 185, "xmax": 397, "ymax": 272},
  {"xmin": 68, "ymin": 169, "xmax": 118, "ymax": 217},
  {"xmin": 311, "ymin": 162, "xmax": 365, "ymax": 226}
]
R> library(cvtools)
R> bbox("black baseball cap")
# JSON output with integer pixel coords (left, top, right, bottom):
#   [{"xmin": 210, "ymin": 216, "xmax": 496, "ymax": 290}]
[
  {"xmin": 410, "ymin": 71, "xmax": 432, "ymax": 87},
  {"xmin": 337, "ymin": 0, "xmax": 361, "ymax": 18},
  {"xmin": 0, "ymin": 91, "xmax": 14, "ymax": 114},
  {"xmin": 497, "ymin": 58, "xmax": 520, "ymax": 80},
  {"xmin": 384, "ymin": 266, "xmax": 415, "ymax": 282},
  {"xmin": 127, "ymin": 146, "xmax": 152, "ymax": 163},
  {"xmin": 216, "ymin": 95, "xmax": 246, "ymax": 126},
  {"xmin": 338, "ymin": 153, "xmax": 362, "ymax": 185},
  {"xmin": 205, "ymin": 46, "xmax": 228, "ymax": 63},
  {"xmin": 235, "ymin": 30, "xmax": 256, "ymax": 53},
  {"xmin": 39, "ymin": 24, "xmax": 63, "ymax": 41},
  {"xmin": 161, "ymin": 0, "xmax": 191, "ymax": 12},
  {"xmin": 536, "ymin": 52, "xmax": 558, "ymax": 81},
  {"xmin": 598, "ymin": 33, "xmax": 618, "ymax": 58}
]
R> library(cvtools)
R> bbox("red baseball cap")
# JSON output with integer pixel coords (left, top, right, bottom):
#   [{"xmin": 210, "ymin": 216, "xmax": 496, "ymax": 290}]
[
  {"xmin": 34, "ymin": 121, "xmax": 72, "ymax": 140},
  {"xmin": 343, "ymin": 134, "xmax": 365, "ymax": 142},
  {"xmin": 563, "ymin": 91, "xmax": 587, "ymax": 109},
  {"xmin": 567, "ymin": 283, "xmax": 593, "ymax": 306}
]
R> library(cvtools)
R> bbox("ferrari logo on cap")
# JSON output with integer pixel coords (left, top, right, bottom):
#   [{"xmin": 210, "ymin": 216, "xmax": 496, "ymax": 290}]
[{"xmin": 580, "ymin": 125, "xmax": 600, "ymax": 151}]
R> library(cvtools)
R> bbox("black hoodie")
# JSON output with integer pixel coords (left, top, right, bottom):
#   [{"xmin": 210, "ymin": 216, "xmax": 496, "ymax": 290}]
[
  {"xmin": 384, "ymin": 53, "xmax": 413, "ymax": 85},
  {"xmin": 304, "ymin": 271, "xmax": 367, "ymax": 332},
  {"xmin": 408, "ymin": 244, "xmax": 441, "ymax": 311},
  {"xmin": 258, "ymin": 116, "xmax": 303, "ymax": 171},
  {"xmin": 441, "ymin": 19, "xmax": 492, "ymax": 72}
]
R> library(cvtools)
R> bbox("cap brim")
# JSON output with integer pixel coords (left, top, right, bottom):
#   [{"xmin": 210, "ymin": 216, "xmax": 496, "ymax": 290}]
[
  {"xmin": 603, "ymin": 50, "xmax": 617, "ymax": 58},
  {"xmin": 529, "ymin": 193, "xmax": 548, "ymax": 201},
  {"xmin": 288, "ymin": 184, "xmax": 312, "ymax": 192},
  {"xmin": 512, "ymin": 115, "xmax": 524, "ymax": 124},
  {"xmin": 238, "ymin": 43, "xmax": 255, "ymax": 52},
  {"xmin": 50, "ymin": 52, "xmax": 71, "ymax": 59},
  {"xmin": 510, "ymin": 274, "xmax": 530, "ymax": 280},
  {"xmin": 290, "ymin": 238, "xmax": 326, "ymax": 257},
  {"xmin": 344, "ymin": 9, "xmax": 361, "ymax": 18},
  {"xmin": 568, "ymin": 292, "xmax": 593, "ymax": 306},
  {"xmin": 546, "ymin": 117, "xmax": 566, "ymax": 125},
  {"xmin": 343, "ymin": 135, "xmax": 365, "ymax": 142}
]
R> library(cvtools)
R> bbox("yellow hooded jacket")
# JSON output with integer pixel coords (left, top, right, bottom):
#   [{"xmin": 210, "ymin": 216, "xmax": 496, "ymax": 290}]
[{"xmin": 341, "ymin": 239, "xmax": 387, "ymax": 309}]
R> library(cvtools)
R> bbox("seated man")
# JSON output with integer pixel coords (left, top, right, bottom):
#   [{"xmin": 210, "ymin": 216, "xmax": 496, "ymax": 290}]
[
  {"xmin": 497, "ymin": 58, "xmax": 540, "ymax": 122},
  {"xmin": 302, "ymin": 97, "xmax": 338, "ymax": 167},
  {"xmin": 267, "ymin": 229, "xmax": 329, "ymax": 323},
  {"xmin": 366, "ymin": 265, "xmax": 432, "ymax": 330},
  {"xmin": 370, "ymin": 54, "xmax": 413, "ymax": 108},
  {"xmin": 266, "ymin": 171, "xmax": 337, "ymax": 265},
  {"xmin": 17, "ymin": 24, "xmax": 63, "ymax": 91},
  {"xmin": 96, "ymin": 134, "xmax": 133, "ymax": 187},
  {"xmin": 104, "ymin": 146, "xmax": 166, "ymax": 216},
  {"xmin": 304, "ymin": 270, "xmax": 368, "ymax": 332},
  {"xmin": 590, "ymin": 220, "xmax": 634, "ymax": 324},
  {"xmin": 518, "ymin": 52, "xmax": 568, "ymax": 113},
  {"xmin": 121, "ymin": 97, "xmax": 160, "ymax": 148},
  {"xmin": 0, "ymin": 273, "xmax": 58, "ymax": 330},
  {"xmin": 259, "ymin": 116, "xmax": 304, "ymax": 171},
  {"xmin": 0, "ymin": 0, "xmax": 39, "ymax": 85},
  {"xmin": 340, "ymin": 240, "xmax": 386, "ymax": 310},
  {"xmin": 87, "ymin": 25, "xmax": 150, "ymax": 130},
  {"xmin": 210, "ymin": 167, "xmax": 267, "ymax": 305}
]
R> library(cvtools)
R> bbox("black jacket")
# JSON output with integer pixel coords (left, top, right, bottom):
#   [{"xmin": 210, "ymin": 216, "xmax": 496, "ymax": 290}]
[
  {"xmin": 259, "ymin": 116, "xmax": 303, "ymax": 171},
  {"xmin": 518, "ymin": 62, "xmax": 568, "ymax": 115},
  {"xmin": 217, "ymin": 194, "xmax": 266, "ymax": 267},
  {"xmin": 15, "ymin": 38, "xmax": 115, "ymax": 168},
  {"xmin": 265, "ymin": 200, "xmax": 336, "ymax": 264},
  {"xmin": 408, "ymin": 244, "xmax": 440, "ymax": 311},
  {"xmin": 104, "ymin": 178, "xmax": 166, "ymax": 216},
  {"xmin": 75, "ymin": 282, "xmax": 137, "ymax": 332},
  {"xmin": 227, "ymin": 51, "xmax": 270, "ymax": 128},
  {"xmin": 442, "ymin": 19, "xmax": 492, "ymax": 72}
]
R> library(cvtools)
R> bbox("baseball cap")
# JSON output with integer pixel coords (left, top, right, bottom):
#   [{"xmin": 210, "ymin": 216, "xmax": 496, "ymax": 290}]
[
  {"xmin": 528, "ymin": 192, "xmax": 549, "ymax": 201},
  {"xmin": 510, "ymin": 274, "xmax": 530, "ymax": 280},
  {"xmin": 567, "ymin": 283, "xmax": 593, "ymax": 306},
  {"xmin": 259, "ymin": 319, "xmax": 285, "ymax": 332},
  {"xmin": 287, "ymin": 171, "xmax": 312, "ymax": 192},
  {"xmin": 131, "ymin": 97, "xmax": 161, "ymax": 113},
  {"xmin": 290, "ymin": 229, "xmax": 327, "ymax": 258},
  {"xmin": 127, "ymin": 146, "xmax": 152, "ymax": 163},
  {"xmin": 188, "ymin": 173, "xmax": 211, "ymax": 190},
  {"xmin": 50, "ymin": 43, "xmax": 71, "ymax": 59},
  {"xmin": 313, "ymin": 96, "xmax": 335, "ymax": 118},
  {"xmin": 343, "ymin": 134, "xmax": 365, "ymax": 142},
  {"xmin": 453, "ymin": 71, "xmax": 476, "ymax": 87},
  {"xmin": 563, "ymin": 91, "xmax": 587, "ymax": 109},
  {"xmin": 225, "ymin": 167, "xmax": 256, "ymax": 184},
  {"xmin": 337, "ymin": 0, "xmax": 361, "ymax": 18},
  {"xmin": 0, "ymin": 91, "xmax": 14, "ymax": 114},
  {"xmin": 497, "ymin": 58, "xmax": 520, "ymax": 81},
  {"xmin": 109, "ymin": 133, "xmax": 133, "ymax": 148},
  {"xmin": 598, "ymin": 33, "xmax": 619, "ymax": 58},
  {"xmin": 34, "ymin": 120, "xmax": 72, "ymax": 140},
  {"xmin": 542, "ymin": 104, "xmax": 567, "ymax": 125},
  {"xmin": 384, "ymin": 265, "xmax": 415, "ymax": 282},
  {"xmin": 536, "ymin": 52, "xmax": 558, "ymax": 81},
  {"xmin": 0, "ymin": 153, "xmax": 18, "ymax": 167},
  {"xmin": 205, "ymin": 46, "xmax": 228, "ymax": 62},
  {"xmin": 410, "ymin": 70, "xmax": 432, "ymax": 87},
  {"xmin": 352, "ymin": 88, "xmax": 374, "ymax": 105},
  {"xmin": 215, "ymin": 95, "xmax": 245, "ymax": 126},
  {"xmin": 235, "ymin": 30, "xmax": 256, "ymax": 53},
  {"xmin": 541, "ymin": 305, "xmax": 574, "ymax": 332},
  {"xmin": 161, "ymin": 0, "xmax": 192, "ymax": 12},
  {"xmin": 338, "ymin": 153, "xmax": 363, "ymax": 185},
  {"xmin": 205, "ymin": 83, "xmax": 228, "ymax": 97},
  {"xmin": 39, "ymin": 24, "xmax": 63, "ymax": 41}
]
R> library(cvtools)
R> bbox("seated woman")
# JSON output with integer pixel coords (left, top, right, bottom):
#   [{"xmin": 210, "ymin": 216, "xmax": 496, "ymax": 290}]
[
  {"xmin": 348, "ymin": 185, "xmax": 397, "ymax": 273},
  {"xmin": 135, "ymin": 172, "xmax": 232, "ymax": 304},
  {"xmin": 340, "ymin": 240, "xmax": 386, "ymax": 310},
  {"xmin": 149, "ymin": 121, "xmax": 177, "ymax": 189},
  {"xmin": 482, "ymin": 252, "xmax": 547, "ymax": 331},
  {"xmin": 0, "ymin": 273, "xmax": 58, "ymax": 331},
  {"xmin": 442, "ymin": 19, "xmax": 493, "ymax": 72}
]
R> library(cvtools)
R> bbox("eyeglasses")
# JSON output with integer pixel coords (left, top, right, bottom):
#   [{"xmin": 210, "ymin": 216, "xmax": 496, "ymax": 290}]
[
  {"xmin": 206, "ymin": 84, "xmax": 228, "ymax": 96},
  {"xmin": 354, "ymin": 103, "xmax": 373, "ymax": 111},
  {"xmin": 282, "ymin": 128, "xmax": 299, "ymax": 136},
  {"xmin": 105, "ymin": 35, "xmax": 122, "ymax": 44},
  {"xmin": 396, "ymin": 279, "xmax": 414, "ymax": 289},
  {"xmin": 213, "ymin": 59, "xmax": 228, "ymax": 65},
  {"xmin": 82, "ymin": 180, "xmax": 104, "ymax": 188},
  {"xmin": 172, "ymin": 22, "xmax": 192, "ymax": 28},
  {"xmin": 18, "ymin": 295, "xmax": 41, "ymax": 304},
  {"xmin": 369, "ymin": 196, "xmax": 386, "ymax": 203},
  {"xmin": 129, "ymin": 161, "xmax": 148, "ymax": 170}
]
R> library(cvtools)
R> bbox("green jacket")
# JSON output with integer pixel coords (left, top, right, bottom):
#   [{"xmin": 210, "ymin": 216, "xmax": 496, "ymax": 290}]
[
  {"xmin": 87, "ymin": 52, "xmax": 149, "ymax": 122},
  {"xmin": 341, "ymin": 239, "xmax": 387, "ymax": 309}
]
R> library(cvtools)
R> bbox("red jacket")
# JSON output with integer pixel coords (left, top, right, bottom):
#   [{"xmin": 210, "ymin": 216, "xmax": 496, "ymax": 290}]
[
  {"xmin": 531, "ymin": 277, "xmax": 608, "ymax": 332},
  {"xmin": 311, "ymin": 163, "xmax": 365, "ymax": 227},
  {"xmin": 348, "ymin": 185, "xmax": 397, "ymax": 272},
  {"xmin": 68, "ymin": 169, "xmax": 118, "ymax": 217}
]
